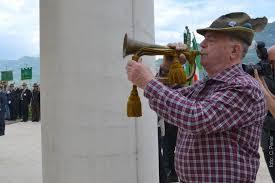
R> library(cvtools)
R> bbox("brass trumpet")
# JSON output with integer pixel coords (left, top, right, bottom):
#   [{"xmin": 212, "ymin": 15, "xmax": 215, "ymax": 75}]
[
  {"xmin": 123, "ymin": 33, "xmax": 201, "ymax": 117},
  {"xmin": 123, "ymin": 33, "xmax": 201, "ymax": 84}
]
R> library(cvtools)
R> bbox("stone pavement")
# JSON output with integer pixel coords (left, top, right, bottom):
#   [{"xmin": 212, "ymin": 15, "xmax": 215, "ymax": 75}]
[
  {"xmin": 0, "ymin": 121, "xmax": 273, "ymax": 183},
  {"xmin": 0, "ymin": 121, "xmax": 42, "ymax": 183}
]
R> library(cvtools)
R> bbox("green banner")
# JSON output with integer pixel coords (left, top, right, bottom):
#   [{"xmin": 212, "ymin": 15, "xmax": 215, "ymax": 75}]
[
  {"xmin": 192, "ymin": 35, "xmax": 203, "ymax": 71},
  {"xmin": 21, "ymin": 67, "xmax": 32, "ymax": 80},
  {"xmin": 1, "ymin": 70, "xmax": 13, "ymax": 81}
]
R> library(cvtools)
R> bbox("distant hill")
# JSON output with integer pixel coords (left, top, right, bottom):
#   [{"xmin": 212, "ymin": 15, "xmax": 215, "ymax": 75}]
[
  {"xmin": 254, "ymin": 21, "xmax": 275, "ymax": 47},
  {"xmin": 17, "ymin": 56, "xmax": 39, "ymax": 62}
]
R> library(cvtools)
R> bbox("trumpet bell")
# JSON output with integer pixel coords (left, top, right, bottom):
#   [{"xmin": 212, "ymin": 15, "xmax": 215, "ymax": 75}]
[{"xmin": 123, "ymin": 33, "xmax": 166, "ymax": 58}]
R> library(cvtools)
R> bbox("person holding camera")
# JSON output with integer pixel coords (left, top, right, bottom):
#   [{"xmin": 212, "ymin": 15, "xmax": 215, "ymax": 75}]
[
  {"xmin": 254, "ymin": 45, "xmax": 275, "ymax": 117},
  {"xmin": 126, "ymin": 12, "xmax": 267, "ymax": 182},
  {"xmin": 254, "ymin": 44, "xmax": 275, "ymax": 181}
]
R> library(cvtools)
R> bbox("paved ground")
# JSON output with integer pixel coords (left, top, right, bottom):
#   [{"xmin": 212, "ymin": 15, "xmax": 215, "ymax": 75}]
[
  {"xmin": 0, "ymin": 121, "xmax": 42, "ymax": 183},
  {"xmin": 0, "ymin": 121, "xmax": 273, "ymax": 183}
]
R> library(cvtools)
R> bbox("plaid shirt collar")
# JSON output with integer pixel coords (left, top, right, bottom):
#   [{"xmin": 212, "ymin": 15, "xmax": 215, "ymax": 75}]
[{"xmin": 205, "ymin": 64, "xmax": 243, "ymax": 83}]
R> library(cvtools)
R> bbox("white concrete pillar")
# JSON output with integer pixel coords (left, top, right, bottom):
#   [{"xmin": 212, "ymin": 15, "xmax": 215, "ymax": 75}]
[{"xmin": 40, "ymin": 1, "xmax": 158, "ymax": 183}]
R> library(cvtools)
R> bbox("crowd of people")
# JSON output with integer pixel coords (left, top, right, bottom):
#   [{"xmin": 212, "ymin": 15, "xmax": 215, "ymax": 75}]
[
  {"xmin": 0, "ymin": 82, "xmax": 40, "ymax": 136},
  {"xmin": 126, "ymin": 12, "xmax": 275, "ymax": 182}
]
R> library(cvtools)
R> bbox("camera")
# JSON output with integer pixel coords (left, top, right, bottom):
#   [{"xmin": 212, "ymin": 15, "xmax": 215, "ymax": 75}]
[{"xmin": 242, "ymin": 41, "xmax": 272, "ymax": 76}]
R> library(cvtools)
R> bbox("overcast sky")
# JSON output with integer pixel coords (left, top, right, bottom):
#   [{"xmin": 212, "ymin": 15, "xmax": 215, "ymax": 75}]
[
  {"xmin": 0, "ymin": 0, "xmax": 274, "ymax": 59},
  {"xmin": 0, "ymin": 0, "xmax": 39, "ymax": 60}
]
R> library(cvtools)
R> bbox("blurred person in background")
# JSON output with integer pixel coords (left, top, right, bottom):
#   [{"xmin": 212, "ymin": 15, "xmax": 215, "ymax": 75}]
[{"xmin": 31, "ymin": 83, "xmax": 40, "ymax": 122}]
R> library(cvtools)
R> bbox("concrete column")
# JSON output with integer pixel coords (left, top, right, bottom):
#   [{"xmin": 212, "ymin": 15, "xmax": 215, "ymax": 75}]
[{"xmin": 40, "ymin": 1, "xmax": 158, "ymax": 183}]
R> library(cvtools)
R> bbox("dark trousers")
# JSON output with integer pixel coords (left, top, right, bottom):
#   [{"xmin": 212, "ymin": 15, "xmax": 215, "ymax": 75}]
[
  {"xmin": 158, "ymin": 127, "xmax": 168, "ymax": 183},
  {"xmin": 18, "ymin": 100, "xmax": 22, "ymax": 119},
  {"xmin": 31, "ymin": 104, "xmax": 40, "ymax": 121},
  {"xmin": 21, "ymin": 103, "xmax": 29, "ymax": 121},
  {"xmin": 0, "ymin": 111, "xmax": 5, "ymax": 135},
  {"xmin": 262, "ymin": 129, "xmax": 275, "ymax": 182},
  {"xmin": 163, "ymin": 122, "xmax": 178, "ymax": 175},
  {"xmin": 9, "ymin": 103, "xmax": 17, "ymax": 120}
]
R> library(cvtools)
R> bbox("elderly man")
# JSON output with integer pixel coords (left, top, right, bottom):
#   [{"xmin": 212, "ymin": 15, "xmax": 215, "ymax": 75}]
[
  {"xmin": 126, "ymin": 12, "xmax": 267, "ymax": 182},
  {"xmin": 254, "ymin": 44, "xmax": 275, "ymax": 181}
]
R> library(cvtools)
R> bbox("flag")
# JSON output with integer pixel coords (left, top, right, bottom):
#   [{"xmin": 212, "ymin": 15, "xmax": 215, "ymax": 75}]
[
  {"xmin": 21, "ymin": 67, "xmax": 32, "ymax": 80},
  {"xmin": 194, "ymin": 73, "xmax": 198, "ymax": 82},
  {"xmin": 1, "ymin": 70, "xmax": 13, "ymax": 81},
  {"xmin": 192, "ymin": 34, "xmax": 203, "ymax": 71},
  {"xmin": 184, "ymin": 62, "xmax": 194, "ymax": 85}
]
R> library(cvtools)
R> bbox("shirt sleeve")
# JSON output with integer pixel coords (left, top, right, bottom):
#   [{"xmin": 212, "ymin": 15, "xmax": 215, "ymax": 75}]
[{"xmin": 144, "ymin": 79, "xmax": 265, "ymax": 134}]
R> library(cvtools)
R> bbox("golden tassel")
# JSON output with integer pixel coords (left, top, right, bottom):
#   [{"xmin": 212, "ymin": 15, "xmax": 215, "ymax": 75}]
[
  {"xmin": 127, "ymin": 85, "xmax": 142, "ymax": 117},
  {"xmin": 168, "ymin": 58, "xmax": 187, "ymax": 85},
  {"xmin": 127, "ymin": 55, "xmax": 142, "ymax": 117}
]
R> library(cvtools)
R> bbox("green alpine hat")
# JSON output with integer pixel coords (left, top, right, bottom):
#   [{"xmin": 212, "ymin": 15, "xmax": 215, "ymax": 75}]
[{"xmin": 197, "ymin": 12, "xmax": 268, "ymax": 45}]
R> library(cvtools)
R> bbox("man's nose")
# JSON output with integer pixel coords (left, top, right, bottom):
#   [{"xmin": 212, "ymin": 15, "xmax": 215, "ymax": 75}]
[{"xmin": 200, "ymin": 39, "xmax": 207, "ymax": 48}]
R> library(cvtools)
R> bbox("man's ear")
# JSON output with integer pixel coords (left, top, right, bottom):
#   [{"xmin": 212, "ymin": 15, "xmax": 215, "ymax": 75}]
[{"xmin": 230, "ymin": 43, "xmax": 242, "ymax": 60}]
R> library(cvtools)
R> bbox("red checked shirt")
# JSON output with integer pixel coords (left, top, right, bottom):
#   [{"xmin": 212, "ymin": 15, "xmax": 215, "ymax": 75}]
[{"xmin": 144, "ymin": 64, "xmax": 267, "ymax": 183}]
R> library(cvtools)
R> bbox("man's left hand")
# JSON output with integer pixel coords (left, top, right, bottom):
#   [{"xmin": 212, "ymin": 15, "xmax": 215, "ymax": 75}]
[{"xmin": 126, "ymin": 59, "xmax": 154, "ymax": 89}]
